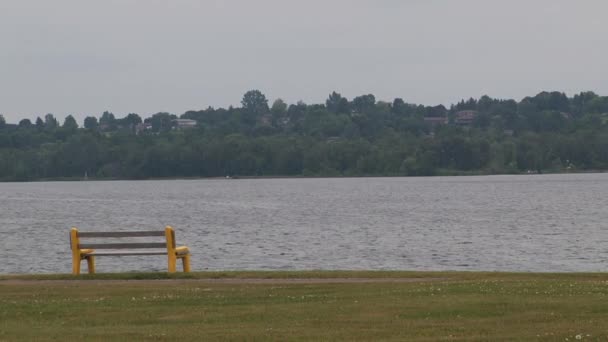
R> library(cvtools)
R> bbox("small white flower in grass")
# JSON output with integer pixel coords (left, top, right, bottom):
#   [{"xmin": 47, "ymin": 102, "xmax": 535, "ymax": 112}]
[{"xmin": 575, "ymin": 334, "xmax": 582, "ymax": 340}]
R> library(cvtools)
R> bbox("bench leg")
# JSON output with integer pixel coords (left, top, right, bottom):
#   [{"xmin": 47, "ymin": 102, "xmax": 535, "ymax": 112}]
[
  {"xmin": 181, "ymin": 254, "xmax": 191, "ymax": 272},
  {"xmin": 168, "ymin": 255, "xmax": 177, "ymax": 273},
  {"xmin": 72, "ymin": 257, "xmax": 81, "ymax": 275},
  {"xmin": 86, "ymin": 256, "xmax": 96, "ymax": 274}
]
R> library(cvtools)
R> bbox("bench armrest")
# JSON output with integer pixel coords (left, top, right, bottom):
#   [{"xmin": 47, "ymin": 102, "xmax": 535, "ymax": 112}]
[{"xmin": 175, "ymin": 246, "xmax": 190, "ymax": 255}]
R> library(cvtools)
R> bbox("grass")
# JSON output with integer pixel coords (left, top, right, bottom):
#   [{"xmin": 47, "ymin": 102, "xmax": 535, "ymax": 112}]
[
  {"xmin": 1, "ymin": 271, "xmax": 608, "ymax": 341},
  {"xmin": 0, "ymin": 270, "xmax": 453, "ymax": 281}
]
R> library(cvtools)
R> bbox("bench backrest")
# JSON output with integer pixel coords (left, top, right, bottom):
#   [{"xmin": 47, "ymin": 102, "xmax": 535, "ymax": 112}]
[{"xmin": 70, "ymin": 226, "xmax": 178, "ymax": 253}]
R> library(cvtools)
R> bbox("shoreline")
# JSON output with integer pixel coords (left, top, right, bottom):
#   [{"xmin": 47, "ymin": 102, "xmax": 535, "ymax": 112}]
[
  {"xmin": 0, "ymin": 169, "xmax": 606, "ymax": 183},
  {"xmin": 2, "ymin": 270, "xmax": 608, "ymax": 282}
]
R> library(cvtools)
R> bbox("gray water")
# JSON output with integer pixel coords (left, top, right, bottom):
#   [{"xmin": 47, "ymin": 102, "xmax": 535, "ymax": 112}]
[{"xmin": 1, "ymin": 174, "xmax": 607, "ymax": 274}]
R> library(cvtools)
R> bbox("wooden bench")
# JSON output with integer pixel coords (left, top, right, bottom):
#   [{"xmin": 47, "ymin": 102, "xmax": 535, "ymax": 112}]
[{"xmin": 69, "ymin": 226, "xmax": 191, "ymax": 274}]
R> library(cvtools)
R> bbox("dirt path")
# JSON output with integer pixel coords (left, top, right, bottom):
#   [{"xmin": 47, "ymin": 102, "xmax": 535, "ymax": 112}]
[{"xmin": 0, "ymin": 277, "xmax": 446, "ymax": 286}]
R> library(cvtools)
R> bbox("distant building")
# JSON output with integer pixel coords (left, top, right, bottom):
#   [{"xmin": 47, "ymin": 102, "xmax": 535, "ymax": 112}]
[
  {"xmin": 423, "ymin": 116, "xmax": 448, "ymax": 126},
  {"xmin": 173, "ymin": 119, "xmax": 197, "ymax": 129},
  {"xmin": 135, "ymin": 122, "xmax": 152, "ymax": 134},
  {"xmin": 454, "ymin": 110, "xmax": 477, "ymax": 126},
  {"xmin": 258, "ymin": 114, "xmax": 272, "ymax": 126}
]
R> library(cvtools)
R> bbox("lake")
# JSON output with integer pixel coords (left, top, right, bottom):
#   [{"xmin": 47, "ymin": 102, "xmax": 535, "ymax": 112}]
[{"xmin": 1, "ymin": 174, "xmax": 607, "ymax": 274}]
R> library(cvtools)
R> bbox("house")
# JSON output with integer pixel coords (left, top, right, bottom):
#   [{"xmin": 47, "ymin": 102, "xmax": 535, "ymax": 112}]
[
  {"xmin": 135, "ymin": 122, "xmax": 152, "ymax": 134},
  {"xmin": 173, "ymin": 119, "xmax": 197, "ymax": 129},
  {"xmin": 423, "ymin": 116, "xmax": 448, "ymax": 126},
  {"xmin": 258, "ymin": 114, "xmax": 272, "ymax": 126},
  {"xmin": 454, "ymin": 110, "xmax": 477, "ymax": 126}
]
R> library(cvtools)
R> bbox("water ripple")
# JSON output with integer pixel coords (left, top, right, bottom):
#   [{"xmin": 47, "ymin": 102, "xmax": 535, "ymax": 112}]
[{"xmin": 1, "ymin": 174, "xmax": 607, "ymax": 273}]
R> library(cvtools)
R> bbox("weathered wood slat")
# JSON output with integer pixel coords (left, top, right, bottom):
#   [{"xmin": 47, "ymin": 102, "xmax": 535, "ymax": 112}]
[
  {"xmin": 79, "ymin": 243, "xmax": 167, "ymax": 249},
  {"xmin": 89, "ymin": 251, "xmax": 168, "ymax": 256},
  {"xmin": 78, "ymin": 231, "xmax": 165, "ymax": 238}
]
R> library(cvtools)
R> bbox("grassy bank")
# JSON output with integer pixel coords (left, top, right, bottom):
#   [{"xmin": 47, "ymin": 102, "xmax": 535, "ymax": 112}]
[{"xmin": 1, "ymin": 271, "xmax": 608, "ymax": 341}]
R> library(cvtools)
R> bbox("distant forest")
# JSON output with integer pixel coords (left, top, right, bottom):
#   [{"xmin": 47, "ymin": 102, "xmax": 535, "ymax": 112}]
[{"xmin": 1, "ymin": 90, "xmax": 607, "ymax": 181}]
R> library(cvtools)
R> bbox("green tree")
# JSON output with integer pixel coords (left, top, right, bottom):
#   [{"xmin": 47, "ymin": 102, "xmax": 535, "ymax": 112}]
[
  {"xmin": 84, "ymin": 116, "xmax": 99, "ymax": 130},
  {"xmin": 477, "ymin": 95, "xmax": 494, "ymax": 113},
  {"xmin": 326, "ymin": 91, "xmax": 349, "ymax": 114},
  {"xmin": 351, "ymin": 94, "xmax": 376, "ymax": 113},
  {"xmin": 241, "ymin": 90, "xmax": 269, "ymax": 119},
  {"xmin": 123, "ymin": 113, "xmax": 142, "ymax": 128},
  {"xmin": 473, "ymin": 112, "xmax": 492, "ymax": 129},
  {"xmin": 99, "ymin": 111, "xmax": 117, "ymax": 131},
  {"xmin": 271, "ymin": 99, "xmax": 288, "ymax": 126},
  {"xmin": 584, "ymin": 96, "xmax": 608, "ymax": 114},
  {"xmin": 18, "ymin": 119, "xmax": 32, "ymax": 128},
  {"xmin": 148, "ymin": 112, "xmax": 175, "ymax": 132},
  {"xmin": 35, "ymin": 117, "xmax": 44, "ymax": 129},
  {"xmin": 44, "ymin": 113, "xmax": 58, "ymax": 129},
  {"xmin": 271, "ymin": 99, "xmax": 287, "ymax": 114},
  {"xmin": 63, "ymin": 115, "xmax": 79, "ymax": 131},
  {"xmin": 571, "ymin": 91, "xmax": 598, "ymax": 116},
  {"xmin": 392, "ymin": 98, "xmax": 410, "ymax": 115}
]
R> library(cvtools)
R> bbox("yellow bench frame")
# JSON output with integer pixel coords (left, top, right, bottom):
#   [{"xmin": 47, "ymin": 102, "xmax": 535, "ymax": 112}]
[{"xmin": 70, "ymin": 226, "xmax": 191, "ymax": 274}]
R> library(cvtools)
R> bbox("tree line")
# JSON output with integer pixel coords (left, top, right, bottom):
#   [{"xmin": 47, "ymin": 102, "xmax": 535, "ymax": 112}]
[{"xmin": 0, "ymin": 90, "xmax": 607, "ymax": 181}]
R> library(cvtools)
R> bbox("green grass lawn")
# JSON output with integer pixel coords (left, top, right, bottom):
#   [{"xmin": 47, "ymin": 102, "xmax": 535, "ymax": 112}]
[{"xmin": 1, "ymin": 271, "xmax": 608, "ymax": 341}]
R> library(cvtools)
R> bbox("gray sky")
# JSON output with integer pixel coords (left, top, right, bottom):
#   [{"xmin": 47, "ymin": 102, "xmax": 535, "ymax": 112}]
[{"xmin": 1, "ymin": 0, "xmax": 607, "ymax": 123}]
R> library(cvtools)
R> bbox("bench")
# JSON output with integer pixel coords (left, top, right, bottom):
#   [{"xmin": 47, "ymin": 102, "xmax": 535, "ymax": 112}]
[{"xmin": 69, "ymin": 226, "xmax": 191, "ymax": 274}]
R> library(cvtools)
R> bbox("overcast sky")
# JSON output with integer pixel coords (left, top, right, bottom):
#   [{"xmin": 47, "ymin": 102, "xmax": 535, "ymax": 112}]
[{"xmin": 1, "ymin": 0, "xmax": 607, "ymax": 123}]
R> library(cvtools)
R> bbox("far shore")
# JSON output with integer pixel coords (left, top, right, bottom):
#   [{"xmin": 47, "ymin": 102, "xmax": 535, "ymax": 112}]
[{"xmin": 1, "ymin": 169, "xmax": 606, "ymax": 183}]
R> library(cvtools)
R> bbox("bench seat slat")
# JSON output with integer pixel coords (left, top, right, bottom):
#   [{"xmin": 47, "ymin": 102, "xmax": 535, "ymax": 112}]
[
  {"xmin": 88, "ymin": 251, "xmax": 168, "ymax": 256},
  {"xmin": 78, "ymin": 231, "xmax": 165, "ymax": 238},
  {"xmin": 79, "ymin": 243, "xmax": 167, "ymax": 249}
]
